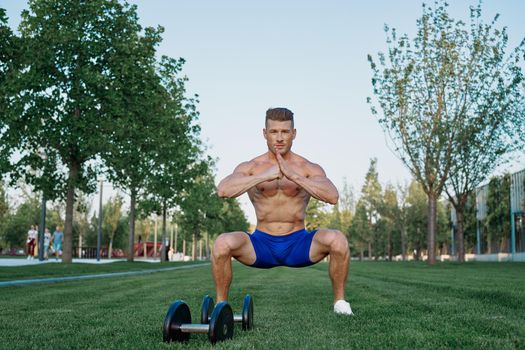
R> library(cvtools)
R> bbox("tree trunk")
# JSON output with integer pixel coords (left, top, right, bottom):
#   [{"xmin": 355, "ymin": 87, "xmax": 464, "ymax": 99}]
[
  {"xmin": 78, "ymin": 234, "xmax": 82, "ymax": 258},
  {"xmin": 191, "ymin": 233, "xmax": 196, "ymax": 261},
  {"xmin": 415, "ymin": 227, "xmax": 421, "ymax": 261},
  {"xmin": 205, "ymin": 232, "xmax": 210, "ymax": 259},
  {"xmin": 456, "ymin": 209, "xmax": 465, "ymax": 263},
  {"xmin": 108, "ymin": 238, "xmax": 113, "ymax": 259},
  {"xmin": 174, "ymin": 224, "xmax": 178, "ymax": 253},
  {"xmin": 401, "ymin": 226, "xmax": 407, "ymax": 261},
  {"xmin": 427, "ymin": 192, "xmax": 437, "ymax": 265},
  {"xmin": 359, "ymin": 244, "xmax": 364, "ymax": 261},
  {"xmin": 182, "ymin": 239, "xmax": 186, "ymax": 258},
  {"xmin": 128, "ymin": 189, "xmax": 136, "ymax": 262},
  {"xmin": 154, "ymin": 217, "xmax": 157, "ymax": 258},
  {"xmin": 161, "ymin": 202, "xmax": 167, "ymax": 263},
  {"xmin": 368, "ymin": 241, "xmax": 372, "ymax": 260},
  {"xmin": 387, "ymin": 229, "xmax": 393, "ymax": 261},
  {"xmin": 63, "ymin": 159, "xmax": 79, "ymax": 264}
]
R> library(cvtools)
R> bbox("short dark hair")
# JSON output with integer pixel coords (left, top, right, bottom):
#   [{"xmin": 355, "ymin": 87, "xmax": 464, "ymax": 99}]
[{"xmin": 265, "ymin": 107, "xmax": 294, "ymax": 127}]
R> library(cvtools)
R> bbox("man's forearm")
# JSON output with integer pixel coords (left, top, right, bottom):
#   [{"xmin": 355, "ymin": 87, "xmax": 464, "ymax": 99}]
[
  {"xmin": 289, "ymin": 174, "xmax": 339, "ymax": 204},
  {"xmin": 217, "ymin": 174, "xmax": 269, "ymax": 198}
]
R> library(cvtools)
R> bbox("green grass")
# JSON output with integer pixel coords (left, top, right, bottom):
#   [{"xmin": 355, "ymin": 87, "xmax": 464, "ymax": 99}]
[
  {"xmin": 0, "ymin": 261, "xmax": 206, "ymax": 281},
  {"xmin": 0, "ymin": 261, "xmax": 524, "ymax": 349}
]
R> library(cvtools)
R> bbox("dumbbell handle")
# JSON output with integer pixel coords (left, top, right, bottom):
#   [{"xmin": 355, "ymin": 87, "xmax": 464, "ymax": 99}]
[
  {"xmin": 177, "ymin": 324, "xmax": 209, "ymax": 333},
  {"xmin": 208, "ymin": 314, "xmax": 242, "ymax": 322}
]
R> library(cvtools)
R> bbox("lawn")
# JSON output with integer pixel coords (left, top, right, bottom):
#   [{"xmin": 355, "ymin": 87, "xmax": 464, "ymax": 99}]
[
  {"xmin": 0, "ymin": 261, "xmax": 523, "ymax": 349},
  {"xmin": 0, "ymin": 261, "xmax": 206, "ymax": 282}
]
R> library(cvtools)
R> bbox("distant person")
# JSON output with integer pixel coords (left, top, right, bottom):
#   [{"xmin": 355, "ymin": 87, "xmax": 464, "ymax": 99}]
[
  {"xmin": 214, "ymin": 108, "xmax": 353, "ymax": 315},
  {"xmin": 51, "ymin": 225, "xmax": 64, "ymax": 260},
  {"xmin": 43, "ymin": 228, "xmax": 52, "ymax": 260},
  {"xmin": 26, "ymin": 225, "xmax": 38, "ymax": 260}
]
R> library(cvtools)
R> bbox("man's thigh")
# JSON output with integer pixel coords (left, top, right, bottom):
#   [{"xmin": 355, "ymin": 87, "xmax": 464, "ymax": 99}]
[
  {"xmin": 309, "ymin": 229, "xmax": 339, "ymax": 262},
  {"xmin": 220, "ymin": 231, "xmax": 256, "ymax": 266}
]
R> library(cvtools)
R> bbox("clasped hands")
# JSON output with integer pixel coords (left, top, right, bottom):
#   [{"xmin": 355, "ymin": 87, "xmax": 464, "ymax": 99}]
[{"xmin": 264, "ymin": 146, "xmax": 298, "ymax": 182}]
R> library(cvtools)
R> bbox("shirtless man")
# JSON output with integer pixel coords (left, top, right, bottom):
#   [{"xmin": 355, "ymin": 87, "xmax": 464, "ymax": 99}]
[{"xmin": 213, "ymin": 107, "xmax": 353, "ymax": 315}]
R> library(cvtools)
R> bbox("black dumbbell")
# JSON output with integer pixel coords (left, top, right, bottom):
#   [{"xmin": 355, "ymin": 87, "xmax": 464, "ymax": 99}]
[
  {"xmin": 201, "ymin": 294, "xmax": 254, "ymax": 331},
  {"xmin": 163, "ymin": 300, "xmax": 234, "ymax": 344}
]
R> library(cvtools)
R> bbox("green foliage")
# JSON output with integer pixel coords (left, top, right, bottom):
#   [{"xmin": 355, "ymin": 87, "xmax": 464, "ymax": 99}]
[
  {"xmin": 485, "ymin": 174, "xmax": 511, "ymax": 253},
  {"xmin": 405, "ymin": 181, "xmax": 427, "ymax": 259},
  {"xmin": 368, "ymin": 1, "xmax": 524, "ymax": 263},
  {"xmin": 2, "ymin": 0, "xmax": 168, "ymax": 262},
  {"xmin": 101, "ymin": 195, "xmax": 126, "ymax": 248},
  {"xmin": 219, "ymin": 198, "xmax": 250, "ymax": 234},
  {"xmin": 378, "ymin": 183, "xmax": 399, "ymax": 259},
  {"xmin": 0, "ymin": 7, "xmax": 21, "ymax": 177},
  {"xmin": 177, "ymin": 170, "xmax": 222, "ymax": 241},
  {"xmin": 359, "ymin": 159, "xmax": 382, "ymax": 256},
  {"xmin": 349, "ymin": 200, "xmax": 371, "ymax": 257},
  {"xmin": 305, "ymin": 198, "xmax": 328, "ymax": 231},
  {"xmin": 2, "ymin": 194, "xmax": 40, "ymax": 248},
  {"xmin": 0, "ymin": 182, "xmax": 8, "ymax": 246}
]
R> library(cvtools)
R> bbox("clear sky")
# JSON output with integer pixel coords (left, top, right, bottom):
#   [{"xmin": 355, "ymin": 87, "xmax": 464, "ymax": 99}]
[{"xmin": 2, "ymin": 0, "xmax": 524, "ymax": 224}]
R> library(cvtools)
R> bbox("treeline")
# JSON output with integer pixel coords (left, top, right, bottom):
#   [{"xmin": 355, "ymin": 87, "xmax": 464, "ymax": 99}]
[
  {"xmin": 0, "ymin": 184, "xmax": 249, "ymax": 257},
  {"xmin": 306, "ymin": 159, "xmax": 521, "ymax": 260},
  {"xmin": 0, "ymin": 1, "xmax": 248, "ymax": 262},
  {"xmin": 367, "ymin": 1, "xmax": 525, "ymax": 263}
]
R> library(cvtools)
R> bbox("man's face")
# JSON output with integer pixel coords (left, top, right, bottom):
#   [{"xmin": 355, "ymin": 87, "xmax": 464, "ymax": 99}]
[{"xmin": 263, "ymin": 120, "xmax": 296, "ymax": 155}]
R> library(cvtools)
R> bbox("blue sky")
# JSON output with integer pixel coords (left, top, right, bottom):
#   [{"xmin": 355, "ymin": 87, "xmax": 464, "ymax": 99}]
[{"xmin": 2, "ymin": 0, "xmax": 524, "ymax": 224}]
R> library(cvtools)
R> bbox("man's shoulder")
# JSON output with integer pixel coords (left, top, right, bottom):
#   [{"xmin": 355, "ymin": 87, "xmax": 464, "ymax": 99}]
[
  {"xmin": 239, "ymin": 154, "xmax": 270, "ymax": 167},
  {"xmin": 291, "ymin": 153, "xmax": 320, "ymax": 168}
]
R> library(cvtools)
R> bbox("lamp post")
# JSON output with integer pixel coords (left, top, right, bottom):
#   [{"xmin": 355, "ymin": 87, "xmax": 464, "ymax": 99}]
[
  {"xmin": 37, "ymin": 150, "xmax": 47, "ymax": 262},
  {"xmin": 97, "ymin": 179, "xmax": 103, "ymax": 261}
]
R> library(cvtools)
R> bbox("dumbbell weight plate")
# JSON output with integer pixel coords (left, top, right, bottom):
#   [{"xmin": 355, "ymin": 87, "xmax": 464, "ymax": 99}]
[
  {"xmin": 208, "ymin": 301, "xmax": 234, "ymax": 343},
  {"xmin": 163, "ymin": 301, "xmax": 191, "ymax": 342},
  {"xmin": 242, "ymin": 294, "xmax": 254, "ymax": 330},
  {"xmin": 201, "ymin": 295, "xmax": 215, "ymax": 324}
]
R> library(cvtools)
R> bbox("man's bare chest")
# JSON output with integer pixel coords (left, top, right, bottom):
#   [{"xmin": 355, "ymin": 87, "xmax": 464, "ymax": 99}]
[{"xmin": 251, "ymin": 163, "xmax": 308, "ymax": 198}]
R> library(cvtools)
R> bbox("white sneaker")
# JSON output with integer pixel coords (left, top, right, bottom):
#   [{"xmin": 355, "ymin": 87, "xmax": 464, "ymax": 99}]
[{"xmin": 334, "ymin": 300, "xmax": 354, "ymax": 316}]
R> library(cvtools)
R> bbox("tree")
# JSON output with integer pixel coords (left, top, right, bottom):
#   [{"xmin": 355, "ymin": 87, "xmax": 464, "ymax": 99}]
[
  {"xmin": 380, "ymin": 184, "xmax": 399, "ymax": 260},
  {"xmin": 339, "ymin": 179, "xmax": 355, "ymax": 234},
  {"xmin": 360, "ymin": 158, "xmax": 382, "ymax": 259},
  {"xmin": 0, "ymin": 182, "xmax": 9, "ymax": 248},
  {"xmin": 178, "ymin": 170, "xmax": 223, "ymax": 260},
  {"xmin": 102, "ymin": 195, "xmax": 124, "ymax": 259},
  {"xmin": 405, "ymin": 180, "xmax": 427, "ymax": 260},
  {"xmin": 397, "ymin": 182, "xmax": 410, "ymax": 260},
  {"xmin": 5, "ymin": 0, "xmax": 157, "ymax": 263},
  {"xmin": 367, "ymin": 1, "xmax": 524, "ymax": 264},
  {"xmin": 439, "ymin": 3, "xmax": 525, "ymax": 263},
  {"xmin": 101, "ymin": 24, "xmax": 168, "ymax": 262},
  {"xmin": 485, "ymin": 174, "xmax": 511, "ymax": 253},
  {"xmin": 0, "ymin": 8, "xmax": 21, "ymax": 177},
  {"xmin": 349, "ymin": 200, "xmax": 370, "ymax": 260},
  {"xmin": 141, "ymin": 57, "xmax": 204, "ymax": 263},
  {"xmin": 3, "ymin": 191, "xmax": 40, "ymax": 248},
  {"xmin": 218, "ymin": 198, "xmax": 250, "ymax": 234},
  {"xmin": 305, "ymin": 198, "xmax": 329, "ymax": 231}
]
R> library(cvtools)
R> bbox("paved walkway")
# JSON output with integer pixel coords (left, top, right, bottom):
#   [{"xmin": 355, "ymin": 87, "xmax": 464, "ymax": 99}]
[
  {"xmin": 0, "ymin": 262, "xmax": 210, "ymax": 287},
  {"xmin": 0, "ymin": 257, "xmax": 184, "ymax": 267},
  {"xmin": 0, "ymin": 258, "xmax": 131, "ymax": 267}
]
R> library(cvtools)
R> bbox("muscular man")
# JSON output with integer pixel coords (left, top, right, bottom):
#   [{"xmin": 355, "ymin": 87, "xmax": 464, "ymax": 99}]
[{"xmin": 213, "ymin": 107, "xmax": 353, "ymax": 315}]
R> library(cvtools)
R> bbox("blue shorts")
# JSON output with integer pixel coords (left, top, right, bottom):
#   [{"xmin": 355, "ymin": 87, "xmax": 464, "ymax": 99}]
[{"xmin": 245, "ymin": 228, "xmax": 318, "ymax": 269}]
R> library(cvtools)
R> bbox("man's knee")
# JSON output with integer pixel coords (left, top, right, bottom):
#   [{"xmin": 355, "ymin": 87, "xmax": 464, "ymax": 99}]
[
  {"xmin": 329, "ymin": 230, "xmax": 349, "ymax": 257},
  {"xmin": 213, "ymin": 233, "xmax": 232, "ymax": 259}
]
